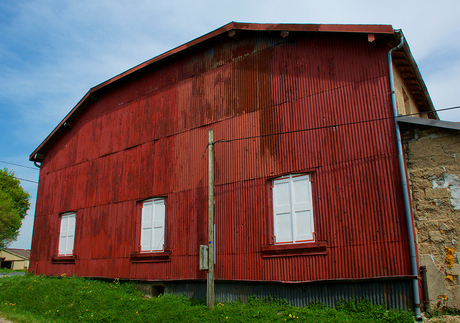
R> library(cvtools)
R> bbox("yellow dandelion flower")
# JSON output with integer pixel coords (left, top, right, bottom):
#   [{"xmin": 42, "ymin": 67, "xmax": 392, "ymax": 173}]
[{"xmin": 289, "ymin": 314, "xmax": 292, "ymax": 317}]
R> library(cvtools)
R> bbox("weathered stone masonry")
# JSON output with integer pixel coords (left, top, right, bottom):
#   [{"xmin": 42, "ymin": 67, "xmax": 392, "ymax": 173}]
[{"xmin": 400, "ymin": 117, "xmax": 460, "ymax": 309}]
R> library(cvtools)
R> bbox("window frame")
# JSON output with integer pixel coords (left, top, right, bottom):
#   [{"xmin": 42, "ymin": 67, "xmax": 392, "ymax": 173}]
[
  {"xmin": 58, "ymin": 212, "xmax": 76, "ymax": 256},
  {"xmin": 52, "ymin": 212, "xmax": 77, "ymax": 264},
  {"xmin": 272, "ymin": 174, "xmax": 315, "ymax": 244},
  {"xmin": 262, "ymin": 173, "xmax": 327, "ymax": 258},
  {"xmin": 131, "ymin": 197, "xmax": 170, "ymax": 263},
  {"xmin": 140, "ymin": 198, "xmax": 166, "ymax": 252}
]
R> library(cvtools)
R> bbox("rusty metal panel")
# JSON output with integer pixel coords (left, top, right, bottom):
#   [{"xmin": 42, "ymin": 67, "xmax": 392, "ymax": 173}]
[
  {"xmin": 30, "ymin": 31, "xmax": 413, "ymax": 290},
  {"xmin": 165, "ymin": 279, "xmax": 413, "ymax": 310}
]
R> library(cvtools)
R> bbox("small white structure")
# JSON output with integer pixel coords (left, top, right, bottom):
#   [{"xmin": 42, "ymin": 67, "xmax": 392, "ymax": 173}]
[{"xmin": 0, "ymin": 249, "xmax": 30, "ymax": 270}]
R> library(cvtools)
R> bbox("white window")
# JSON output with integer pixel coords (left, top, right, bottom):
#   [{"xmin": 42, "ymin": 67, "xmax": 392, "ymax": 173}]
[
  {"xmin": 59, "ymin": 213, "xmax": 76, "ymax": 255},
  {"xmin": 141, "ymin": 198, "xmax": 165, "ymax": 252},
  {"xmin": 273, "ymin": 174, "xmax": 314, "ymax": 244}
]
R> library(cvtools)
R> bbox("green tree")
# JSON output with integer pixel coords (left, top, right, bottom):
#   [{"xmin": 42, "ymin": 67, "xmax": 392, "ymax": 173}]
[{"xmin": 0, "ymin": 168, "xmax": 31, "ymax": 249}]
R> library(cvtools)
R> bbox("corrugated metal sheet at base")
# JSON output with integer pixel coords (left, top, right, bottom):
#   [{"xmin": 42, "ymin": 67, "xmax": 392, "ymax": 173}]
[{"xmin": 164, "ymin": 278, "xmax": 413, "ymax": 310}]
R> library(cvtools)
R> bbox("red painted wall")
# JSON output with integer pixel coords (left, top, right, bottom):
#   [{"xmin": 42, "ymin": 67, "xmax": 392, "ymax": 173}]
[{"xmin": 30, "ymin": 32, "xmax": 411, "ymax": 282}]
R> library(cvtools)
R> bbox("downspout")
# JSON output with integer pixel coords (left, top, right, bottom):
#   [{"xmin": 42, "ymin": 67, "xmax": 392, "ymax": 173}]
[{"xmin": 388, "ymin": 32, "xmax": 422, "ymax": 320}]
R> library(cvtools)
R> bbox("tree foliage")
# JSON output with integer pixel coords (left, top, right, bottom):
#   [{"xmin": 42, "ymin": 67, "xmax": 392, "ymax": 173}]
[{"xmin": 0, "ymin": 168, "xmax": 31, "ymax": 249}]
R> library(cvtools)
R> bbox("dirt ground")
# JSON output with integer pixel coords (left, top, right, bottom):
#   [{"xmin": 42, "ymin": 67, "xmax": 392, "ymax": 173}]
[{"xmin": 423, "ymin": 315, "xmax": 460, "ymax": 322}]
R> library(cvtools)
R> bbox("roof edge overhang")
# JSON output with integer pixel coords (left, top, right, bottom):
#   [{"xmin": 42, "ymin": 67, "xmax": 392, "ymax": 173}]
[
  {"xmin": 2, "ymin": 249, "xmax": 29, "ymax": 260},
  {"xmin": 30, "ymin": 22, "xmax": 422, "ymax": 162},
  {"xmin": 393, "ymin": 30, "xmax": 438, "ymax": 120},
  {"xmin": 397, "ymin": 115, "xmax": 460, "ymax": 131}
]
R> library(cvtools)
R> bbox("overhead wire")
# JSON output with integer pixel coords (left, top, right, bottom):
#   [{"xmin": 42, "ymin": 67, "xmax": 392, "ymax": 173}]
[
  {"xmin": 0, "ymin": 172, "xmax": 38, "ymax": 184},
  {"xmin": 11, "ymin": 177, "xmax": 38, "ymax": 184},
  {"xmin": 0, "ymin": 105, "xmax": 458, "ymax": 187},
  {"xmin": 214, "ymin": 105, "xmax": 460, "ymax": 144},
  {"xmin": 0, "ymin": 160, "xmax": 39, "ymax": 170},
  {"xmin": 0, "ymin": 161, "xmax": 39, "ymax": 184}
]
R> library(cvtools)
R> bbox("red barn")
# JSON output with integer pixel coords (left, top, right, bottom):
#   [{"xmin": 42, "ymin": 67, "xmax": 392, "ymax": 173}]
[{"xmin": 29, "ymin": 22, "xmax": 437, "ymax": 313}]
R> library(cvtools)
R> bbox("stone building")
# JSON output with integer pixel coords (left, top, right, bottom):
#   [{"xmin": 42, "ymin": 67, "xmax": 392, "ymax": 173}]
[{"xmin": 400, "ymin": 116, "xmax": 460, "ymax": 309}]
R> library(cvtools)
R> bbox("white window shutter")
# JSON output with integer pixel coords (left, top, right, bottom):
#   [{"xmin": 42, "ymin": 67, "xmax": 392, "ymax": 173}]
[
  {"xmin": 140, "ymin": 198, "xmax": 165, "ymax": 252},
  {"xmin": 58, "ymin": 213, "xmax": 76, "ymax": 255},
  {"xmin": 152, "ymin": 199, "xmax": 165, "ymax": 251},
  {"xmin": 141, "ymin": 201, "xmax": 153, "ymax": 251},
  {"xmin": 66, "ymin": 214, "xmax": 76, "ymax": 254},
  {"xmin": 292, "ymin": 175, "xmax": 314, "ymax": 241},
  {"xmin": 272, "ymin": 174, "xmax": 315, "ymax": 244},
  {"xmin": 273, "ymin": 178, "xmax": 293, "ymax": 243},
  {"xmin": 59, "ymin": 216, "xmax": 68, "ymax": 255}
]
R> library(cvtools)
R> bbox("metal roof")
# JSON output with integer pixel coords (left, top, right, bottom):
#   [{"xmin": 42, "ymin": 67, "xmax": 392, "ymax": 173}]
[
  {"xmin": 3, "ymin": 248, "xmax": 31, "ymax": 260},
  {"xmin": 29, "ymin": 22, "xmax": 436, "ymax": 162},
  {"xmin": 398, "ymin": 115, "xmax": 460, "ymax": 131}
]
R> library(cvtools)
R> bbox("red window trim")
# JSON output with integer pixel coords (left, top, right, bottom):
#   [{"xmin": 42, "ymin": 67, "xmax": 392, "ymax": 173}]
[
  {"xmin": 261, "ymin": 241, "xmax": 327, "ymax": 258},
  {"xmin": 130, "ymin": 251, "xmax": 171, "ymax": 263},
  {"xmin": 132, "ymin": 197, "xmax": 170, "ymax": 262},
  {"xmin": 51, "ymin": 255, "xmax": 77, "ymax": 264},
  {"xmin": 264, "ymin": 171, "xmax": 326, "ymax": 256},
  {"xmin": 57, "ymin": 211, "xmax": 77, "ymax": 258}
]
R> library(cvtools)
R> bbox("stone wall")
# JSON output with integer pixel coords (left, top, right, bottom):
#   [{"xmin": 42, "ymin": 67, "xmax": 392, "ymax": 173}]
[{"xmin": 402, "ymin": 123, "xmax": 460, "ymax": 309}]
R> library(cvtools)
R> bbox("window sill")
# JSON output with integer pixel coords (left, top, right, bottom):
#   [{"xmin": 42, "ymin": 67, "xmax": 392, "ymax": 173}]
[
  {"xmin": 51, "ymin": 255, "xmax": 76, "ymax": 264},
  {"xmin": 261, "ymin": 241, "xmax": 327, "ymax": 258},
  {"xmin": 130, "ymin": 251, "xmax": 171, "ymax": 263}
]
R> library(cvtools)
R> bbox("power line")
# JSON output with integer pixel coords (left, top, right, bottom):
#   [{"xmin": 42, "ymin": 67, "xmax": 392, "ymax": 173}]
[
  {"xmin": 215, "ymin": 105, "xmax": 460, "ymax": 144},
  {"xmin": 0, "ymin": 172, "xmax": 38, "ymax": 184},
  {"xmin": 0, "ymin": 106, "xmax": 457, "ymax": 186},
  {"xmin": 436, "ymin": 105, "xmax": 460, "ymax": 113},
  {"xmin": 0, "ymin": 160, "xmax": 38, "ymax": 170},
  {"xmin": 13, "ymin": 177, "xmax": 38, "ymax": 184}
]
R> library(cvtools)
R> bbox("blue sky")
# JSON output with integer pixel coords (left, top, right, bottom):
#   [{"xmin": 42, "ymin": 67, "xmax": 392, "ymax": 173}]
[{"xmin": 1, "ymin": 0, "xmax": 460, "ymax": 249}]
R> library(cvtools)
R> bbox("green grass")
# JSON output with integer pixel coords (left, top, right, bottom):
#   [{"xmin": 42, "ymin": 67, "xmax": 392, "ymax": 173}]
[{"xmin": 0, "ymin": 274, "xmax": 415, "ymax": 322}]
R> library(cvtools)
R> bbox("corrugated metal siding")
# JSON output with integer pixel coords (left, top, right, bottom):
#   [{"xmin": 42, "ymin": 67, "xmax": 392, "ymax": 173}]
[
  {"xmin": 165, "ymin": 279, "xmax": 413, "ymax": 310},
  {"xmin": 31, "ymin": 32, "xmax": 412, "ymax": 287}
]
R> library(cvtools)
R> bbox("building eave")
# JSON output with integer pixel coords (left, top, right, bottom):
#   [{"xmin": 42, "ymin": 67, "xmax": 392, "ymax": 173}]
[
  {"xmin": 2, "ymin": 248, "xmax": 30, "ymax": 260},
  {"xmin": 392, "ymin": 30, "xmax": 438, "ymax": 119},
  {"xmin": 398, "ymin": 115, "xmax": 460, "ymax": 131}
]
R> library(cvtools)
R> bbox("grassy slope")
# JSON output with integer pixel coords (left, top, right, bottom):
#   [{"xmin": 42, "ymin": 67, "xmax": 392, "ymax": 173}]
[{"xmin": 0, "ymin": 274, "xmax": 414, "ymax": 323}]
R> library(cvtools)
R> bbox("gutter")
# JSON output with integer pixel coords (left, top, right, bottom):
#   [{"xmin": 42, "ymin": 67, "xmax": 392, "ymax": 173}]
[{"xmin": 388, "ymin": 31, "xmax": 422, "ymax": 320}]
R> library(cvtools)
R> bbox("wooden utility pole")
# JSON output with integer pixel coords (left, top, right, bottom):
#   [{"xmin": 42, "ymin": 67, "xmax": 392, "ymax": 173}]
[{"xmin": 207, "ymin": 129, "xmax": 215, "ymax": 308}]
